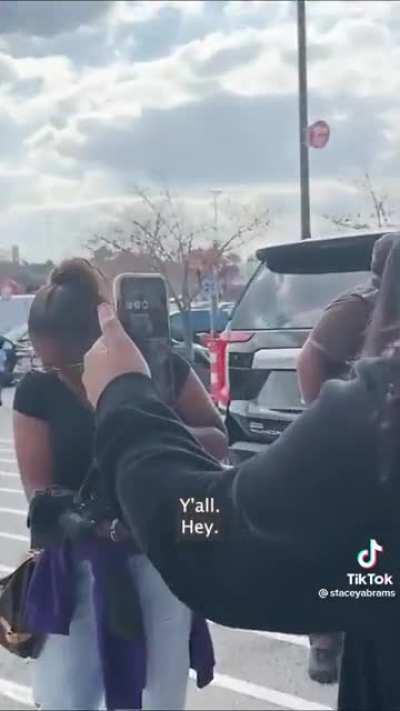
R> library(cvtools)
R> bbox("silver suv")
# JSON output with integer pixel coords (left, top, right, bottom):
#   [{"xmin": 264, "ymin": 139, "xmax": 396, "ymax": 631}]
[{"xmin": 223, "ymin": 231, "xmax": 398, "ymax": 463}]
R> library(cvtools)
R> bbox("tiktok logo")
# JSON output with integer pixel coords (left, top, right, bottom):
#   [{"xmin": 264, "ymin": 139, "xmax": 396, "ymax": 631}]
[{"xmin": 357, "ymin": 539, "xmax": 384, "ymax": 570}]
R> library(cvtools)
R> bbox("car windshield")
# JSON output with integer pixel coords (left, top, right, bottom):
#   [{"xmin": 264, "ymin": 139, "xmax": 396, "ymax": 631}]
[
  {"xmin": 231, "ymin": 263, "xmax": 371, "ymax": 330},
  {"xmin": 4, "ymin": 324, "xmax": 28, "ymax": 342}
]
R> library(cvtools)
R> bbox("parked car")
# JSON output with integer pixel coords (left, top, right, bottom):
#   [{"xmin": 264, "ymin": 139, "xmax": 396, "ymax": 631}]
[
  {"xmin": 215, "ymin": 231, "xmax": 400, "ymax": 463},
  {"xmin": 0, "ymin": 322, "xmax": 211, "ymax": 389},
  {"xmin": 0, "ymin": 294, "xmax": 34, "ymax": 334},
  {"xmin": 170, "ymin": 306, "xmax": 232, "ymax": 343},
  {"xmin": 2, "ymin": 324, "xmax": 37, "ymax": 383},
  {"xmin": 0, "ymin": 336, "xmax": 18, "ymax": 386},
  {"xmin": 218, "ymin": 301, "xmax": 235, "ymax": 315},
  {"xmin": 0, "ymin": 294, "xmax": 35, "ymax": 385}
]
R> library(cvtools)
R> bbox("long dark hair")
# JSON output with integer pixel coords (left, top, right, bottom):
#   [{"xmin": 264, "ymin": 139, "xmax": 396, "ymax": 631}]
[
  {"xmin": 363, "ymin": 240, "xmax": 400, "ymax": 358},
  {"xmin": 28, "ymin": 258, "xmax": 109, "ymax": 355},
  {"xmin": 360, "ymin": 241, "xmax": 400, "ymax": 486}
]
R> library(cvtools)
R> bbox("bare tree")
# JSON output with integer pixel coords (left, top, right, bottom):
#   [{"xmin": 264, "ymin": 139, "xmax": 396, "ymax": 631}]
[
  {"xmin": 88, "ymin": 186, "xmax": 270, "ymax": 359},
  {"xmin": 324, "ymin": 173, "xmax": 394, "ymax": 232}
]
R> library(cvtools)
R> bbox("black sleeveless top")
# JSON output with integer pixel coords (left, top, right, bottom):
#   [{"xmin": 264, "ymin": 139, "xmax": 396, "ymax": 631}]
[{"xmin": 14, "ymin": 352, "xmax": 190, "ymax": 492}]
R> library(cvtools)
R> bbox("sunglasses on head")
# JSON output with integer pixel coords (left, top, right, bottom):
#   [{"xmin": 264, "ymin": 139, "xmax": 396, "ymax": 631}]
[{"xmin": 40, "ymin": 362, "xmax": 84, "ymax": 375}]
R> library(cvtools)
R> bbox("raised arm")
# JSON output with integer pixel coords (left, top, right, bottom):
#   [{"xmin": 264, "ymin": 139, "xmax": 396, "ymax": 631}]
[
  {"xmin": 13, "ymin": 411, "xmax": 53, "ymax": 501},
  {"xmin": 174, "ymin": 366, "xmax": 228, "ymax": 461},
  {"xmin": 298, "ymin": 296, "xmax": 370, "ymax": 403},
  {"xmin": 86, "ymin": 305, "xmax": 400, "ymax": 634},
  {"xmin": 93, "ymin": 364, "xmax": 398, "ymax": 633}
]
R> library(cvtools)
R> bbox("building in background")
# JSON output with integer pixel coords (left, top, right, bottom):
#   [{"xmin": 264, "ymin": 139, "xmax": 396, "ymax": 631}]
[
  {"xmin": 0, "ymin": 278, "xmax": 24, "ymax": 297},
  {"xmin": 0, "ymin": 245, "xmax": 53, "ymax": 295}
]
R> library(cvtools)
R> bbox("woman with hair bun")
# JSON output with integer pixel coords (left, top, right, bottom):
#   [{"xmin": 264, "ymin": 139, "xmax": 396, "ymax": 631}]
[{"xmin": 13, "ymin": 258, "xmax": 221, "ymax": 710}]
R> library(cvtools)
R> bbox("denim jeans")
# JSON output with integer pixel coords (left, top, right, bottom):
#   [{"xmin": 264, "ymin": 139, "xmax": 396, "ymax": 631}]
[
  {"xmin": 33, "ymin": 556, "xmax": 192, "ymax": 710},
  {"xmin": 309, "ymin": 632, "xmax": 344, "ymax": 654}
]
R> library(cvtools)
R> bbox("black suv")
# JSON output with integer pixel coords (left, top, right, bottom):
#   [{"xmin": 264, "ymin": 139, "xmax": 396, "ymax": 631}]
[{"xmin": 223, "ymin": 231, "xmax": 399, "ymax": 463}]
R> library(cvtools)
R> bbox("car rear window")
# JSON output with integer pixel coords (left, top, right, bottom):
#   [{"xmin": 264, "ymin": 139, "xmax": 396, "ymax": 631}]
[
  {"xmin": 231, "ymin": 264, "xmax": 370, "ymax": 330},
  {"xmin": 0, "ymin": 297, "xmax": 34, "ymax": 335},
  {"xmin": 170, "ymin": 309, "xmax": 229, "ymax": 338}
]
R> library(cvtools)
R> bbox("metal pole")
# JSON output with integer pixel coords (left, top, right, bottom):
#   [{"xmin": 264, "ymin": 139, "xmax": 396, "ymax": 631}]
[
  {"xmin": 210, "ymin": 189, "xmax": 222, "ymax": 337},
  {"xmin": 297, "ymin": 0, "xmax": 311, "ymax": 240}
]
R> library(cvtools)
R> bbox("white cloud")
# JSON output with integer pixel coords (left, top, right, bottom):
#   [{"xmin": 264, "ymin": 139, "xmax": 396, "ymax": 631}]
[
  {"xmin": 0, "ymin": 52, "xmax": 18, "ymax": 82},
  {"xmin": 1, "ymin": 0, "xmax": 400, "ymax": 261},
  {"xmin": 0, "ymin": 1, "xmax": 113, "ymax": 37},
  {"xmin": 224, "ymin": 1, "xmax": 292, "ymax": 24},
  {"xmin": 309, "ymin": 1, "xmax": 394, "ymax": 23},
  {"xmin": 112, "ymin": 0, "xmax": 204, "ymax": 25}
]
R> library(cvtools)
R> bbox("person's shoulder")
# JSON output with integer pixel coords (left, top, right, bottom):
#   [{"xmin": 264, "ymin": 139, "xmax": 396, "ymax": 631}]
[
  {"xmin": 326, "ymin": 287, "xmax": 373, "ymax": 311},
  {"xmin": 170, "ymin": 349, "xmax": 192, "ymax": 400},
  {"xmin": 14, "ymin": 370, "xmax": 52, "ymax": 418},
  {"xmin": 16, "ymin": 369, "xmax": 49, "ymax": 389},
  {"xmin": 317, "ymin": 290, "xmax": 373, "ymax": 333}
]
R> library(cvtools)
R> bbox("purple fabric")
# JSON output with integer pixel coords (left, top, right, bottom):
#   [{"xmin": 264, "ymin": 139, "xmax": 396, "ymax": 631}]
[
  {"xmin": 25, "ymin": 542, "xmax": 215, "ymax": 710},
  {"xmin": 25, "ymin": 544, "xmax": 75, "ymax": 635},
  {"xmin": 89, "ymin": 541, "xmax": 146, "ymax": 710},
  {"xmin": 190, "ymin": 613, "xmax": 215, "ymax": 688}
]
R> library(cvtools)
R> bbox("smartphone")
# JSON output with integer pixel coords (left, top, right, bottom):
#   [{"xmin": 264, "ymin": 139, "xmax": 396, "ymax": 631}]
[{"xmin": 113, "ymin": 273, "xmax": 175, "ymax": 403}]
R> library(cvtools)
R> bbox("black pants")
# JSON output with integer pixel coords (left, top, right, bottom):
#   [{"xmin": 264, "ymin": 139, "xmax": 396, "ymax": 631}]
[
  {"xmin": 338, "ymin": 632, "xmax": 400, "ymax": 710},
  {"xmin": 310, "ymin": 632, "xmax": 343, "ymax": 653}
]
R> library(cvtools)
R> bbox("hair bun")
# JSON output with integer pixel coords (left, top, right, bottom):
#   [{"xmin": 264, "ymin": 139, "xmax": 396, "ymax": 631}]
[{"xmin": 50, "ymin": 258, "xmax": 105, "ymax": 303}]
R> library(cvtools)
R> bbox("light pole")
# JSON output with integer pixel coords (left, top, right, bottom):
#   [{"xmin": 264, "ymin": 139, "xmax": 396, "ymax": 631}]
[
  {"xmin": 297, "ymin": 0, "xmax": 311, "ymax": 240},
  {"xmin": 209, "ymin": 189, "xmax": 223, "ymax": 337}
]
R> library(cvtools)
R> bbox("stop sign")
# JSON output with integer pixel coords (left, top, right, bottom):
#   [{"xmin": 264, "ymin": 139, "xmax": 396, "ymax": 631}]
[{"xmin": 307, "ymin": 120, "xmax": 330, "ymax": 149}]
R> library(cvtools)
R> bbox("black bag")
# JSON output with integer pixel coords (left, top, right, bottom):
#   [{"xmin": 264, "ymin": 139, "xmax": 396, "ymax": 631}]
[{"xmin": 0, "ymin": 552, "xmax": 44, "ymax": 659}]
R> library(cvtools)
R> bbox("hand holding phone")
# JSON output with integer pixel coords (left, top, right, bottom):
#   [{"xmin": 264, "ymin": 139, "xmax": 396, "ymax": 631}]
[
  {"xmin": 83, "ymin": 303, "xmax": 150, "ymax": 407},
  {"xmin": 113, "ymin": 273, "xmax": 175, "ymax": 403}
]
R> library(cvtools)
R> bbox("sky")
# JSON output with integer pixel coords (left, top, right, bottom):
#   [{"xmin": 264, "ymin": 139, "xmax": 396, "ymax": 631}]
[{"xmin": 1, "ymin": 0, "xmax": 400, "ymax": 262}]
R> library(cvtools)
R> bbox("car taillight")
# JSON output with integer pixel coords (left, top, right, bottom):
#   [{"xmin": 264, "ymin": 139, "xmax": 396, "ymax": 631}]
[{"xmin": 206, "ymin": 331, "xmax": 254, "ymax": 408}]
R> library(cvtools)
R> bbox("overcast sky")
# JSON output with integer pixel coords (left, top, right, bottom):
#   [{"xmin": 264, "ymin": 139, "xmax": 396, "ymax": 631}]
[{"xmin": 1, "ymin": 0, "xmax": 400, "ymax": 262}]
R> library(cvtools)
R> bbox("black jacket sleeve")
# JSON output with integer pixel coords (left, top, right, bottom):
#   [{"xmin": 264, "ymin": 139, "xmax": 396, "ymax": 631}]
[{"xmin": 94, "ymin": 362, "xmax": 400, "ymax": 634}]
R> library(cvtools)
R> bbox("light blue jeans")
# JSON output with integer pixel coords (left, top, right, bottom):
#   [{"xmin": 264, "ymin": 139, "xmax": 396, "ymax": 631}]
[{"xmin": 33, "ymin": 556, "xmax": 192, "ymax": 710}]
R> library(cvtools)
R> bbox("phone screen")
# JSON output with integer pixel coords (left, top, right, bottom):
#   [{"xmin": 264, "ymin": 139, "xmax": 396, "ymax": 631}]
[{"xmin": 115, "ymin": 275, "xmax": 175, "ymax": 403}]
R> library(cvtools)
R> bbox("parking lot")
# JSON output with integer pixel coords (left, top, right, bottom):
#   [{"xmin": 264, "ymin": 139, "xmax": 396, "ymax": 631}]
[{"xmin": 0, "ymin": 389, "xmax": 338, "ymax": 711}]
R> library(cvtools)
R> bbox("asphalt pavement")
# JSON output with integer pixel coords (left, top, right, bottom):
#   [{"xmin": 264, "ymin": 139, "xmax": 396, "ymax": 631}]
[{"xmin": 0, "ymin": 389, "xmax": 338, "ymax": 710}]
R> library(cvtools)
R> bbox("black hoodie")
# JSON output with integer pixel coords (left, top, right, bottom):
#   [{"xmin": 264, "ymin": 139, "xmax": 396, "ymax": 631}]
[{"xmin": 94, "ymin": 358, "xmax": 400, "ymax": 637}]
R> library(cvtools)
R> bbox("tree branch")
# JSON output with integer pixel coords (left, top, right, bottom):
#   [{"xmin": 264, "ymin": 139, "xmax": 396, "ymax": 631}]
[{"xmin": 87, "ymin": 186, "xmax": 273, "ymax": 328}]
